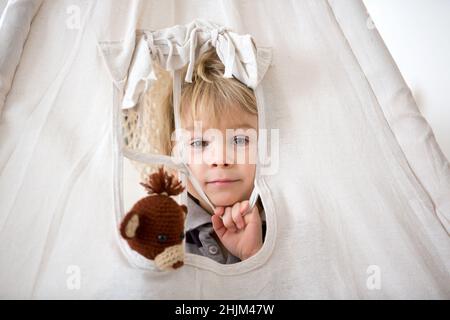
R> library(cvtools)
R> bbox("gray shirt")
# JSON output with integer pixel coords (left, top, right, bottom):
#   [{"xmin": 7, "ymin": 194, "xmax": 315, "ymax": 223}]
[{"xmin": 184, "ymin": 194, "xmax": 267, "ymax": 264}]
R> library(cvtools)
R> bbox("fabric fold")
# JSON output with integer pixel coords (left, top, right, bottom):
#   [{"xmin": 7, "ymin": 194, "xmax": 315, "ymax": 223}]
[{"xmin": 120, "ymin": 18, "xmax": 272, "ymax": 109}]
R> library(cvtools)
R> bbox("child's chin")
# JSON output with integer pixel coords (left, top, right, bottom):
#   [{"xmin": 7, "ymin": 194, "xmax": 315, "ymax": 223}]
[{"xmin": 211, "ymin": 195, "xmax": 240, "ymax": 207}]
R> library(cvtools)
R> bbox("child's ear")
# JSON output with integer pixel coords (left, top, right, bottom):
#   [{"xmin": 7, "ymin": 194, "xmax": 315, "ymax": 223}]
[{"xmin": 120, "ymin": 212, "xmax": 140, "ymax": 240}]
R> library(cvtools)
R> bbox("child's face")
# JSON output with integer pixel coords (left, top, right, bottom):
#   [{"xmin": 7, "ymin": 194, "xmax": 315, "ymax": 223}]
[{"xmin": 182, "ymin": 108, "xmax": 258, "ymax": 210}]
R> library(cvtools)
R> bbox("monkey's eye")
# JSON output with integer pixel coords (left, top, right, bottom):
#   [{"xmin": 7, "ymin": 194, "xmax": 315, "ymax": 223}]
[
  {"xmin": 180, "ymin": 232, "xmax": 185, "ymax": 240},
  {"xmin": 157, "ymin": 234, "xmax": 168, "ymax": 243}
]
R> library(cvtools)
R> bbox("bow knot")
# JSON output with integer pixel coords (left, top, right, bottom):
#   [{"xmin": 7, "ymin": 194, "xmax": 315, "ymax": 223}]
[{"xmin": 210, "ymin": 26, "xmax": 226, "ymax": 48}]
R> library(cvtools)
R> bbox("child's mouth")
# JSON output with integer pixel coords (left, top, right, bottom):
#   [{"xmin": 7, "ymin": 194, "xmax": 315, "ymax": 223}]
[{"xmin": 207, "ymin": 179, "xmax": 240, "ymax": 187}]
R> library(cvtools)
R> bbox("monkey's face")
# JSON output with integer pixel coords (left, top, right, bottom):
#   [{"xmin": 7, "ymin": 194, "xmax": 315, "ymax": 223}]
[{"xmin": 120, "ymin": 195, "xmax": 188, "ymax": 270}]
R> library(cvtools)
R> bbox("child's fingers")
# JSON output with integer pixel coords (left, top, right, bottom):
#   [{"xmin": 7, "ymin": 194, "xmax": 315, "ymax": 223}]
[
  {"xmin": 211, "ymin": 214, "xmax": 227, "ymax": 238},
  {"xmin": 240, "ymin": 201, "xmax": 250, "ymax": 216},
  {"xmin": 222, "ymin": 206, "xmax": 237, "ymax": 232},
  {"xmin": 231, "ymin": 202, "xmax": 245, "ymax": 230},
  {"xmin": 214, "ymin": 206, "xmax": 225, "ymax": 217}
]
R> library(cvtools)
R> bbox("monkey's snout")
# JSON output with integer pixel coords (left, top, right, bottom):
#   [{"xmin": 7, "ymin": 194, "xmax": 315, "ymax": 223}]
[{"xmin": 154, "ymin": 243, "xmax": 184, "ymax": 270}]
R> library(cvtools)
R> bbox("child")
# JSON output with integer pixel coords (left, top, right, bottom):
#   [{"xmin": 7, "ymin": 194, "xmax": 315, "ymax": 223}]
[{"xmin": 160, "ymin": 48, "xmax": 266, "ymax": 264}]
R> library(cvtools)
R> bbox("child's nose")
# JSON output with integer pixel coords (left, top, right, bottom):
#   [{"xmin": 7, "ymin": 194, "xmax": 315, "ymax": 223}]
[
  {"xmin": 210, "ymin": 152, "xmax": 233, "ymax": 167},
  {"xmin": 207, "ymin": 143, "xmax": 235, "ymax": 166},
  {"xmin": 212, "ymin": 162, "xmax": 230, "ymax": 168}
]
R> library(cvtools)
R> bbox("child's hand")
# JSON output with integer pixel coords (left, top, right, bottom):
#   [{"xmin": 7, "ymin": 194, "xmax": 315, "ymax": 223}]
[{"xmin": 211, "ymin": 200, "xmax": 263, "ymax": 261}]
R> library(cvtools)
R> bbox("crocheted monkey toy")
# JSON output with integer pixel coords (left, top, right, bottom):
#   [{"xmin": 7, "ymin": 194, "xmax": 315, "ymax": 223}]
[{"xmin": 120, "ymin": 166, "xmax": 187, "ymax": 270}]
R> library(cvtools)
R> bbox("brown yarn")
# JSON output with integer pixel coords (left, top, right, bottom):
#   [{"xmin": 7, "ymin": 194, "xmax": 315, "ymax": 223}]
[
  {"xmin": 140, "ymin": 166, "xmax": 184, "ymax": 196},
  {"xmin": 119, "ymin": 166, "xmax": 188, "ymax": 270}
]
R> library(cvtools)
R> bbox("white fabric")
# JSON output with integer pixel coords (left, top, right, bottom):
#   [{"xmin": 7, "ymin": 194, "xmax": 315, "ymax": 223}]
[
  {"xmin": 0, "ymin": 0, "xmax": 449, "ymax": 299},
  {"xmin": 0, "ymin": 1, "xmax": 8, "ymax": 14},
  {"xmin": 0, "ymin": 0, "xmax": 42, "ymax": 115},
  {"xmin": 120, "ymin": 19, "xmax": 272, "ymax": 108}
]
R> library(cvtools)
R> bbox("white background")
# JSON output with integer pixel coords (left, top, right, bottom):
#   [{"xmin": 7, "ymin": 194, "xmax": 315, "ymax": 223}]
[{"xmin": 364, "ymin": 0, "xmax": 450, "ymax": 160}]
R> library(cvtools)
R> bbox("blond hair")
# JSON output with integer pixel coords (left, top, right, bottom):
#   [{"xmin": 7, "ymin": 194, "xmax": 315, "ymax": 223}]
[{"xmin": 157, "ymin": 48, "xmax": 257, "ymax": 156}]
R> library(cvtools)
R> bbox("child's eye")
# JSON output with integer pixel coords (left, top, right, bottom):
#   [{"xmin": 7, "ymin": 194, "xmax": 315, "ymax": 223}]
[
  {"xmin": 190, "ymin": 139, "xmax": 209, "ymax": 148},
  {"xmin": 233, "ymin": 135, "xmax": 249, "ymax": 146}
]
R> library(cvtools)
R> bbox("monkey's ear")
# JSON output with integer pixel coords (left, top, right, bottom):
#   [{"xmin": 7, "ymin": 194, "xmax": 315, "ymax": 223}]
[{"xmin": 120, "ymin": 212, "xmax": 140, "ymax": 240}]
